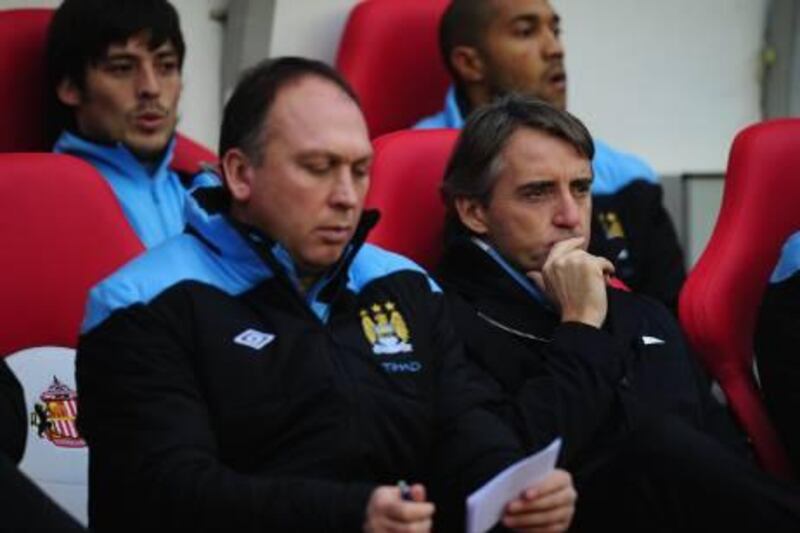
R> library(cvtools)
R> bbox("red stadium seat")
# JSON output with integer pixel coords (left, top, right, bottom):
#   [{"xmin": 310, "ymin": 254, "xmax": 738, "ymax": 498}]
[
  {"xmin": 365, "ymin": 129, "xmax": 458, "ymax": 270},
  {"xmin": 0, "ymin": 9, "xmax": 51, "ymax": 153},
  {"xmin": 0, "ymin": 8, "xmax": 217, "ymax": 171},
  {"xmin": 336, "ymin": 0, "xmax": 450, "ymax": 138},
  {"xmin": 0, "ymin": 153, "xmax": 145, "ymax": 524},
  {"xmin": 679, "ymin": 118, "xmax": 800, "ymax": 479},
  {"xmin": 0, "ymin": 153, "xmax": 144, "ymax": 353}
]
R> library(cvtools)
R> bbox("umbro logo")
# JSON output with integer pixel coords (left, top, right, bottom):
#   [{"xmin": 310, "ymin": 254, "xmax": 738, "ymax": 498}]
[{"xmin": 234, "ymin": 329, "xmax": 275, "ymax": 350}]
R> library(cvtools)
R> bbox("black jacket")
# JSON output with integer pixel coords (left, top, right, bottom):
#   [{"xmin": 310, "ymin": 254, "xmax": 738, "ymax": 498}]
[
  {"xmin": 590, "ymin": 180, "xmax": 686, "ymax": 314},
  {"xmin": 755, "ymin": 270, "xmax": 800, "ymax": 473},
  {"xmin": 77, "ymin": 188, "xmax": 523, "ymax": 532},
  {"xmin": 437, "ymin": 236, "xmax": 722, "ymax": 470},
  {"xmin": 0, "ymin": 359, "xmax": 26, "ymax": 463}
]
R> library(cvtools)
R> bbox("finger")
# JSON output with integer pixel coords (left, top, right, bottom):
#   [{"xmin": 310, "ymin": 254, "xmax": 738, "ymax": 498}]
[
  {"xmin": 409, "ymin": 483, "xmax": 427, "ymax": 503},
  {"xmin": 384, "ymin": 500, "xmax": 436, "ymax": 523},
  {"xmin": 379, "ymin": 517, "xmax": 434, "ymax": 533},
  {"xmin": 508, "ymin": 471, "xmax": 574, "ymax": 512},
  {"xmin": 595, "ymin": 256, "xmax": 616, "ymax": 276},
  {"xmin": 548, "ymin": 237, "xmax": 585, "ymax": 258},
  {"xmin": 502, "ymin": 502, "xmax": 575, "ymax": 529},
  {"xmin": 526, "ymin": 271, "xmax": 546, "ymax": 292},
  {"xmin": 517, "ymin": 485, "xmax": 577, "ymax": 514}
]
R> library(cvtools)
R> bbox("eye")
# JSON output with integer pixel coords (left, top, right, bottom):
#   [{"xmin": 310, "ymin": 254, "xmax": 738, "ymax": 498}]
[
  {"xmin": 105, "ymin": 61, "xmax": 134, "ymax": 76},
  {"xmin": 572, "ymin": 179, "xmax": 592, "ymax": 196},
  {"xmin": 520, "ymin": 184, "xmax": 552, "ymax": 202},
  {"xmin": 303, "ymin": 159, "xmax": 333, "ymax": 175},
  {"xmin": 511, "ymin": 21, "xmax": 536, "ymax": 38},
  {"xmin": 156, "ymin": 56, "xmax": 180, "ymax": 75},
  {"xmin": 352, "ymin": 161, "xmax": 370, "ymax": 179}
]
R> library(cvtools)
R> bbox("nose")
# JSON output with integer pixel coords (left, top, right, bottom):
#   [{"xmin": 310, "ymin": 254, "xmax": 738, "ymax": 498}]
[
  {"xmin": 553, "ymin": 189, "xmax": 581, "ymax": 229},
  {"xmin": 136, "ymin": 62, "xmax": 161, "ymax": 98},
  {"xmin": 329, "ymin": 170, "xmax": 363, "ymax": 211},
  {"xmin": 543, "ymin": 28, "xmax": 564, "ymax": 59}
]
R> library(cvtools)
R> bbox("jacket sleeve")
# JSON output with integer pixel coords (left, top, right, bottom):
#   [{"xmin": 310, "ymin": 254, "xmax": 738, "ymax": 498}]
[
  {"xmin": 77, "ymin": 298, "xmax": 374, "ymax": 533},
  {"xmin": 0, "ymin": 358, "xmax": 27, "ymax": 464},
  {"xmin": 446, "ymin": 293, "xmax": 628, "ymax": 467}
]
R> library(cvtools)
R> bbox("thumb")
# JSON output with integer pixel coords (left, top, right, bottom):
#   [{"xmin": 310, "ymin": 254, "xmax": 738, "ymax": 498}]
[
  {"xmin": 526, "ymin": 271, "xmax": 546, "ymax": 292},
  {"xmin": 410, "ymin": 483, "xmax": 427, "ymax": 502}
]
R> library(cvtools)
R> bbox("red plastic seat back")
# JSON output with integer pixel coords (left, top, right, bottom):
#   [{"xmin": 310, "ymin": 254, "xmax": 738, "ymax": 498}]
[
  {"xmin": 365, "ymin": 129, "xmax": 458, "ymax": 270},
  {"xmin": 679, "ymin": 118, "xmax": 800, "ymax": 478},
  {"xmin": 0, "ymin": 8, "xmax": 218, "ymax": 171},
  {"xmin": 0, "ymin": 153, "xmax": 144, "ymax": 355},
  {"xmin": 336, "ymin": 0, "xmax": 450, "ymax": 138},
  {"xmin": 0, "ymin": 9, "xmax": 52, "ymax": 152}
]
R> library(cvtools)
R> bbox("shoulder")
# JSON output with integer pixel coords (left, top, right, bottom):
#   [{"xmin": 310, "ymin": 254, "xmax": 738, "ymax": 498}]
[
  {"xmin": 771, "ymin": 231, "xmax": 800, "ymax": 283},
  {"xmin": 592, "ymin": 138, "xmax": 658, "ymax": 195},
  {"xmin": 82, "ymin": 234, "xmax": 258, "ymax": 334},
  {"xmin": 349, "ymin": 244, "xmax": 441, "ymax": 294}
]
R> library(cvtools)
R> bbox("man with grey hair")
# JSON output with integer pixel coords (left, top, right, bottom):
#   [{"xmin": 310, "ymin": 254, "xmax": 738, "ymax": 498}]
[
  {"xmin": 419, "ymin": 0, "xmax": 685, "ymax": 312},
  {"xmin": 437, "ymin": 94, "xmax": 800, "ymax": 531}
]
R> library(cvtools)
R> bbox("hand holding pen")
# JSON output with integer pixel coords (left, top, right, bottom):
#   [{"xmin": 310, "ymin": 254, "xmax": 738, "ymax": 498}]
[{"xmin": 363, "ymin": 480, "xmax": 434, "ymax": 533}]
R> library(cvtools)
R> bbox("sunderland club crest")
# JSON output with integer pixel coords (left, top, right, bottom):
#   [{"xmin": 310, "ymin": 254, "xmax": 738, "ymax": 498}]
[
  {"xmin": 30, "ymin": 376, "xmax": 86, "ymax": 448},
  {"xmin": 360, "ymin": 301, "xmax": 413, "ymax": 355}
]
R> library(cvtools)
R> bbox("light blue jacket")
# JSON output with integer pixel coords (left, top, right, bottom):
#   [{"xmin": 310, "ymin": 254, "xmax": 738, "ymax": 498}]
[{"xmin": 54, "ymin": 131, "xmax": 218, "ymax": 248}]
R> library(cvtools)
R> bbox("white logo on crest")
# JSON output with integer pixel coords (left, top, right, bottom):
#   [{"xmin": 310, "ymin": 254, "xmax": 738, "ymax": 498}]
[{"xmin": 234, "ymin": 329, "xmax": 276, "ymax": 350}]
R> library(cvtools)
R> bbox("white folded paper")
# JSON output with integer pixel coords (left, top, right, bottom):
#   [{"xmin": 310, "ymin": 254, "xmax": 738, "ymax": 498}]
[{"xmin": 466, "ymin": 438, "xmax": 562, "ymax": 533}]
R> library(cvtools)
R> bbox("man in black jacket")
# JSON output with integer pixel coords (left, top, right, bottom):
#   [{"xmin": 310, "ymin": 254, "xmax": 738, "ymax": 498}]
[
  {"xmin": 417, "ymin": 0, "xmax": 686, "ymax": 312},
  {"xmin": 437, "ymin": 94, "xmax": 800, "ymax": 531},
  {"xmin": 76, "ymin": 57, "xmax": 576, "ymax": 533},
  {"xmin": 0, "ymin": 359, "xmax": 84, "ymax": 532}
]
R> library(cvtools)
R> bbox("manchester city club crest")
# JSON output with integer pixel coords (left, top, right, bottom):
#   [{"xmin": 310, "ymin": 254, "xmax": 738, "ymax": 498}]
[
  {"xmin": 360, "ymin": 301, "xmax": 413, "ymax": 355},
  {"xmin": 598, "ymin": 211, "xmax": 626, "ymax": 239},
  {"xmin": 30, "ymin": 376, "xmax": 86, "ymax": 448}
]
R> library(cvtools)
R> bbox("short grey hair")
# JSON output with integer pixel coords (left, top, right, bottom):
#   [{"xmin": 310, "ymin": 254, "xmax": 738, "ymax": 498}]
[{"xmin": 441, "ymin": 94, "xmax": 595, "ymax": 236}]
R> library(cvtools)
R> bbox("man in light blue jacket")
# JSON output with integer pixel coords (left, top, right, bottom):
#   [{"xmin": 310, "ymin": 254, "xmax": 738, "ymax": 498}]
[{"xmin": 45, "ymin": 0, "xmax": 215, "ymax": 248}]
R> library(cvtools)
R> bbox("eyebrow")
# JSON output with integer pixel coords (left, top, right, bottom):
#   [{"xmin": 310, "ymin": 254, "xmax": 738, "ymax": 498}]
[
  {"xmin": 510, "ymin": 12, "xmax": 561, "ymax": 26},
  {"xmin": 297, "ymin": 151, "xmax": 373, "ymax": 164}
]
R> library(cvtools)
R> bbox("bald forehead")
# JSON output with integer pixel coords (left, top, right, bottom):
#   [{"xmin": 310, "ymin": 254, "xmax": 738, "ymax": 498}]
[{"xmin": 264, "ymin": 75, "xmax": 371, "ymax": 159}]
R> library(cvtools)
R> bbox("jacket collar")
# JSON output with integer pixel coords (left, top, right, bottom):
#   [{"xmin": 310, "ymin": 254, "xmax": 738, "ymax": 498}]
[
  {"xmin": 53, "ymin": 129, "xmax": 176, "ymax": 180},
  {"xmin": 186, "ymin": 186, "xmax": 379, "ymax": 320}
]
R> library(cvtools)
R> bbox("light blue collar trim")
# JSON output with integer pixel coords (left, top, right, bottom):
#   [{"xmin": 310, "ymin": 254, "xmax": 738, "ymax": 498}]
[
  {"xmin": 771, "ymin": 231, "xmax": 800, "ymax": 283},
  {"xmin": 442, "ymin": 86, "xmax": 466, "ymax": 128},
  {"xmin": 53, "ymin": 130, "xmax": 175, "ymax": 179},
  {"xmin": 471, "ymin": 237, "xmax": 549, "ymax": 306}
]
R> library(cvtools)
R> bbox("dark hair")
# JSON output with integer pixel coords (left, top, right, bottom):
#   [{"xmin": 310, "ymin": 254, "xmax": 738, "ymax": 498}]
[
  {"xmin": 439, "ymin": 0, "xmax": 496, "ymax": 82},
  {"xmin": 442, "ymin": 93, "xmax": 594, "ymax": 235},
  {"xmin": 45, "ymin": 0, "xmax": 185, "ymax": 140},
  {"xmin": 219, "ymin": 56, "xmax": 360, "ymax": 166}
]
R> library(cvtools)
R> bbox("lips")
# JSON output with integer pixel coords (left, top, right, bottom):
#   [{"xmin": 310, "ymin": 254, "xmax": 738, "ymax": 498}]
[
  {"xmin": 548, "ymin": 71, "xmax": 567, "ymax": 91},
  {"xmin": 316, "ymin": 226, "xmax": 353, "ymax": 244},
  {"xmin": 133, "ymin": 108, "xmax": 169, "ymax": 132}
]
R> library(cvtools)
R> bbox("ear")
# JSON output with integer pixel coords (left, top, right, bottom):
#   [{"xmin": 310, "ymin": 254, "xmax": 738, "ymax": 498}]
[
  {"xmin": 454, "ymin": 196, "xmax": 490, "ymax": 235},
  {"xmin": 56, "ymin": 78, "xmax": 82, "ymax": 107},
  {"xmin": 221, "ymin": 148, "xmax": 255, "ymax": 203},
  {"xmin": 450, "ymin": 45, "xmax": 486, "ymax": 84}
]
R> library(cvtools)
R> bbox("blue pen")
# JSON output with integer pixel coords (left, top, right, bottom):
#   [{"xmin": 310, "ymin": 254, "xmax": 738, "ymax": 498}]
[{"xmin": 397, "ymin": 480, "xmax": 413, "ymax": 501}]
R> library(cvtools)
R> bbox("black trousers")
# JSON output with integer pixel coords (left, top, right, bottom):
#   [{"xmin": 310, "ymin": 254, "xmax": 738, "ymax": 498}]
[
  {"xmin": 0, "ymin": 451, "xmax": 85, "ymax": 532},
  {"xmin": 571, "ymin": 415, "xmax": 800, "ymax": 532}
]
